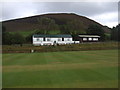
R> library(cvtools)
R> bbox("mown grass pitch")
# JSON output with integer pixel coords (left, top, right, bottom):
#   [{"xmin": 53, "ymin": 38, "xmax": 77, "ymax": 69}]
[{"xmin": 2, "ymin": 50, "xmax": 118, "ymax": 88}]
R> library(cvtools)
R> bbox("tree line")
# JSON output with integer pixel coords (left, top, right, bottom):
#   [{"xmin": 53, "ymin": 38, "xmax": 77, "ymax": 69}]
[
  {"xmin": 111, "ymin": 24, "xmax": 120, "ymax": 41},
  {"xmin": 2, "ymin": 28, "xmax": 25, "ymax": 45}
]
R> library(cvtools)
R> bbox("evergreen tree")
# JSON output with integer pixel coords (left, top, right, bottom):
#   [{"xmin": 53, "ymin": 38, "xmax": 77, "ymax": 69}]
[
  {"xmin": 86, "ymin": 25, "xmax": 105, "ymax": 41},
  {"xmin": 111, "ymin": 24, "xmax": 120, "ymax": 41}
]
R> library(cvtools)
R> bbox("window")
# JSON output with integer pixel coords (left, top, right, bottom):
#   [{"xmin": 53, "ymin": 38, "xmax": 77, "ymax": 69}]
[
  {"xmin": 83, "ymin": 38, "xmax": 87, "ymax": 41},
  {"xmin": 67, "ymin": 38, "xmax": 70, "ymax": 41},
  {"xmin": 36, "ymin": 38, "xmax": 43, "ymax": 41},
  {"xmin": 47, "ymin": 38, "xmax": 51, "ymax": 41},
  {"xmin": 93, "ymin": 38, "xmax": 98, "ymax": 41},
  {"xmin": 88, "ymin": 38, "xmax": 92, "ymax": 41},
  {"xmin": 36, "ymin": 38, "xmax": 39, "ymax": 41},
  {"xmin": 58, "ymin": 38, "xmax": 61, "ymax": 41}
]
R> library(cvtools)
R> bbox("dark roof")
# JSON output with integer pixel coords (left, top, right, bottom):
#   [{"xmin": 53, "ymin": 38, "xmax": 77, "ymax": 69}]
[
  {"xmin": 33, "ymin": 34, "xmax": 72, "ymax": 38},
  {"xmin": 78, "ymin": 35, "xmax": 100, "ymax": 38}
]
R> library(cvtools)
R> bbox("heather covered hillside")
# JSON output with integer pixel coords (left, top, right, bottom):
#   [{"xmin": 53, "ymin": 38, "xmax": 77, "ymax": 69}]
[{"xmin": 2, "ymin": 13, "xmax": 110, "ymax": 34}]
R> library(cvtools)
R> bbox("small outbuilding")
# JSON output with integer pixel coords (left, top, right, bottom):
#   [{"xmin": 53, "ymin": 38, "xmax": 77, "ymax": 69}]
[{"xmin": 78, "ymin": 35, "xmax": 100, "ymax": 43}]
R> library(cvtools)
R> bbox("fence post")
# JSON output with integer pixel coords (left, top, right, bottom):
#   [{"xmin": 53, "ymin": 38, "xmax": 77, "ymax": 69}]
[{"xmin": 31, "ymin": 49, "xmax": 34, "ymax": 53}]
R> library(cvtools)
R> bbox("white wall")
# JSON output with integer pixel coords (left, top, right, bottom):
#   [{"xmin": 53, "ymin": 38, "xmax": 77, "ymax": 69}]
[
  {"xmin": 33, "ymin": 37, "xmax": 43, "ymax": 41},
  {"xmin": 45, "ymin": 38, "xmax": 62, "ymax": 43}
]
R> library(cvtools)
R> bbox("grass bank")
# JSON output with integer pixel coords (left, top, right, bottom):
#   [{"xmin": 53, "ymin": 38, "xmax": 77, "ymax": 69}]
[{"xmin": 2, "ymin": 42, "xmax": 118, "ymax": 53}]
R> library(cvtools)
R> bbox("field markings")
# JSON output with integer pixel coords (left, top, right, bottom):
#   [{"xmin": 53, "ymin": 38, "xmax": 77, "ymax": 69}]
[
  {"xmin": 3, "ymin": 62, "xmax": 118, "ymax": 73},
  {"xmin": 62, "ymin": 50, "xmax": 118, "ymax": 63},
  {"xmin": 5, "ymin": 80, "xmax": 118, "ymax": 88}
]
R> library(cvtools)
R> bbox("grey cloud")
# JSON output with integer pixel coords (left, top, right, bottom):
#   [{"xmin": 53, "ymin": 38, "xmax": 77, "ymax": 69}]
[
  {"xmin": 2, "ymin": 2, "xmax": 118, "ymax": 19},
  {"xmin": 1, "ymin": 2, "xmax": 118, "ymax": 27},
  {"xmin": 40, "ymin": 2, "xmax": 118, "ymax": 16}
]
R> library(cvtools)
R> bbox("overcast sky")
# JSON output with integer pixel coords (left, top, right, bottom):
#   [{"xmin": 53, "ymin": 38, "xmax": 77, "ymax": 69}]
[{"xmin": 1, "ymin": 1, "xmax": 118, "ymax": 28}]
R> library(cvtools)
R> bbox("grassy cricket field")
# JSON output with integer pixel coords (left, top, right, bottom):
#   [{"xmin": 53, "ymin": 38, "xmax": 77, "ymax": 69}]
[{"xmin": 2, "ymin": 49, "xmax": 118, "ymax": 88}]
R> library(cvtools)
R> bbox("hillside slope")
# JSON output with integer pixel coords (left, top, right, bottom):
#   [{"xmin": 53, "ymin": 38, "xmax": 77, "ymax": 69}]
[{"xmin": 2, "ymin": 13, "xmax": 110, "ymax": 33}]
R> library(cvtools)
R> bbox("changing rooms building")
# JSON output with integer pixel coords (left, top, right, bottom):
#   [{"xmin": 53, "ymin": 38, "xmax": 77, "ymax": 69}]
[{"xmin": 33, "ymin": 34, "xmax": 79, "ymax": 46}]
